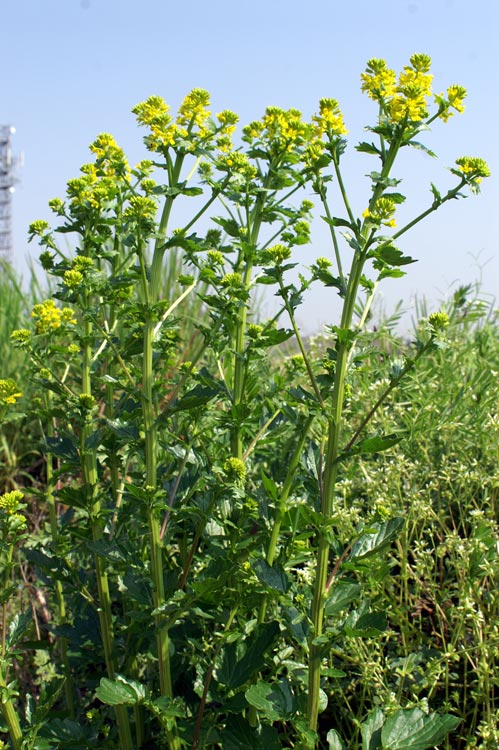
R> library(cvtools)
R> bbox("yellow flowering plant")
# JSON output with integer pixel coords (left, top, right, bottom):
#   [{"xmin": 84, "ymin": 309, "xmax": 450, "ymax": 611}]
[{"xmin": 6, "ymin": 55, "xmax": 490, "ymax": 750}]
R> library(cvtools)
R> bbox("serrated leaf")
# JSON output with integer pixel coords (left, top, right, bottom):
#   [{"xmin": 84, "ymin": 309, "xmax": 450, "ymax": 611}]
[
  {"xmin": 355, "ymin": 141, "xmax": 381, "ymax": 156},
  {"xmin": 325, "ymin": 581, "xmax": 361, "ymax": 616},
  {"xmin": 378, "ymin": 267, "xmax": 406, "ymax": 281},
  {"xmin": 169, "ymin": 384, "xmax": 219, "ymax": 413},
  {"xmin": 6, "ymin": 611, "xmax": 32, "ymax": 650},
  {"xmin": 344, "ymin": 610, "xmax": 387, "ymax": 636},
  {"xmin": 322, "ymin": 216, "xmax": 355, "ymax": 230},
  {"xmin": 96, "ymin": 675, "xmax": 146, "ymax": 706},
  {"xmin": 253, "ymin": 559, "xmax": 289, "ymax": 593},
  {"xmin": 381, "ymin": 708, "xmax": 460, "ymax": 750},
  {"xmin": 245, "ymin": 678, "xmax": 295, "ymax": 722},
  {"xmin": 350, "ymin": 517, "xmax": 405, "ymax": 560},
  {"xmin": 221, "ymin": 715, "xmax": 282, "ymax": 750},
  {"xmin": 373, "ymin": 246, "xmax": 416, "ymax": 267},
  {"xmin": 218, "ymin": 622, "xmax": 280, "ymax": 689},
  {"xmin": 45, "ymin": 436, "xmax": 79, "ymax": 461}
]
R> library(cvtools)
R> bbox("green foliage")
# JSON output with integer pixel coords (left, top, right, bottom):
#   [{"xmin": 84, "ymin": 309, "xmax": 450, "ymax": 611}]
[{"xmin": 0, "ymin": 55, "xmax": 492, "ymax": 750}]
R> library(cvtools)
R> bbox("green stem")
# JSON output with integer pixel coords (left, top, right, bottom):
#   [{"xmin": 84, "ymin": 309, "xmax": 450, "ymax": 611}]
[
  {"xmin": 139, "ymin": 158, "xmax": 187, "ymax": 749},
  {"xmin": 319, "ymin": 186, "xmax": 344, "ymax": 284},
  {"xmin": 306, "ymin": 135, "xmax": 403, "ymax": 735},
  {"xmin": 0, "ymin": 680, "xmax": 23, "ymax": 750},
  {"xmin": 81, "ymin": 294, "xmax": 133, "ymax": 750},
  {"xmin": 279, "ymin": 275, "xmax": 324, "ymax": 408},
  {"xmin": 392, "ymin": 179, "xmax": 467, "ymax": 241}
]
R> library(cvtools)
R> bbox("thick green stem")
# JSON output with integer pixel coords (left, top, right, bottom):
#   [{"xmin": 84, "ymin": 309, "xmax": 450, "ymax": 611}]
[
  {"xmin": 0, "ymin": 683, "xmax": 23, "ymax": 750},
  {"xmin": 139, "ymin": 168, "xmax": 185, "ymax": 748}
]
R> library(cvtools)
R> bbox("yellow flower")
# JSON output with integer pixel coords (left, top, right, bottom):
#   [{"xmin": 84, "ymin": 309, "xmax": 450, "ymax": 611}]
[
  {"xmin": 10, "ymin": 329, "xmax": 31, "ymax": 348},
  {"xmin": 64, "ymin": 269, "xmax": 84, "ymax": 289},
  {"xmin": 242, "ymin": 106, "xmax": 310, "ymax": 154},
  {"xmin": 0, "ymin": 489, "xmax": 24, "ymax": 513},
  {"xmin": 362, "ymin": 54, "xmax": 434, "ymax": 125},
  {"xmin": 124, "ymin": 195, "xmax": 158, "ymax": 221},
  {"xmin": 217, "ymin": 109, "xmax": 239, "ymax": 137},
  {"xmin": 223, "ymin": 457, "xmax": 246, "ymax": 483},
  {"xmin": 31, "ymin": 300, "xmax": 77, "ymax": 334},
  {"xmin": 312, "ymin": 98, "xmax": 348, "ymax": 138},
  {"xmin": 177, "ymin": 88, "xmax": 211, "ymax": 130},
  {"xmin": 361, "ymin": 58, "xmax": 397, "ymax": 102},
  {"xmin": 218, "ymin": 152, "xmax": 257, "ymax": 180},
  {"xmin": 304, "ymin": 139, "xmax": 326, "ymax": 169},
  {"xmin": 363, "ymin": 197, "xmax": 397, "ymax": 227},
  {"xmin": 454, "ymin": 156, "xmax": 491, "ymax": 183},
  {"xmin": 132, "ymin": 95, "xmax": 178, "ymax": 152},
  {"xmin": 0, "ymin": 379, "xmax": 22, "ymax": 405}
]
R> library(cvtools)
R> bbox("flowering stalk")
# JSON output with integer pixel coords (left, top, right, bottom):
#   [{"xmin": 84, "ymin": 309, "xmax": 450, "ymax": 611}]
[{"xmin": 304, "ymin": 54, "xmax": 491, "ymax": 739}]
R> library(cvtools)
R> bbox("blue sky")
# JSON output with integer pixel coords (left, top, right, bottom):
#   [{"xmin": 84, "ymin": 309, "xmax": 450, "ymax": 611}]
[{"xmin": 3, "ymin": 0, "xmax": 498, "ymax": 329}]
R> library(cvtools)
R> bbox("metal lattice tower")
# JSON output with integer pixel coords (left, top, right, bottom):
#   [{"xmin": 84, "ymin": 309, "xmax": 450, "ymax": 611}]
[{"xmin": 0, "ymin": 126, "xmax": 16, "ymax": 264}]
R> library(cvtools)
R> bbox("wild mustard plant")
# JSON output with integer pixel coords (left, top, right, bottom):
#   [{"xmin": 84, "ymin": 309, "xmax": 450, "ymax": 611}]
[{"xmin": 7, "ymin": 54, "xmax": 491, "ymax": 750}]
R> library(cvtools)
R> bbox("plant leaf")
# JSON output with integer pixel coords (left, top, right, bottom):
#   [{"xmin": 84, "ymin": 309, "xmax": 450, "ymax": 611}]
[
  {"xmin": 350, "ymin": 518, "xmax": 405, "ymax": 560},
  {"xmin": 253, "ymin": 559, "xmax": 289, "ymax": 593},
  {"xmin": 325, "ymin": 581, "xmax": 361, "ymax": 616},
  {"xmin": 361, "ymin": 707, "xmax": 384, "ymax": 750},
  {"xmin": 327, "ymin": 728, "xmax": 345, "ymax": 750},
  {"xmin": 221, "ymin": 715, "xmax": 282, "ymax": 750},
  {"xmin": 96, "ymin": 675, "xmax": 146, "ymax": 706},
  {"xmin": 218, "ymin": 622, "xmax": 280, "ymax": 689},
  {"xmin": 381, "ymin": 708, "xmax": 460, "ymax": 750}
]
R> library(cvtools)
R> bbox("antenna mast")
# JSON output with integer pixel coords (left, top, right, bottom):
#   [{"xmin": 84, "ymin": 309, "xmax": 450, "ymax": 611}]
[{"xmin": 0, "ymin": 126, "xmax": 17, "ymax": 264}]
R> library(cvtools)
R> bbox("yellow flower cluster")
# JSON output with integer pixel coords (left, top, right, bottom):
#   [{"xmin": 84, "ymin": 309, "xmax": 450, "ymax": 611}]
[
  {"xmin": 124, "ymin": 195, "xmax": 158, "ymax": 222},
  {"xmin": 0, "ymin": 489, "xmax": 24, "ymax": 513},
  {"xmin": 132, "ymin": 95, "xmax": 178, "ymax": 150},
  {"xmin": 218, "ymin": 151, "xmax": 257, "ymax": 180},
  {"xmin": 220, "ymin": 271, "xmax": 243, "ymax": 288},
  {"xmin": 64, "ymin": 269, "xmax": 83, "ymax": 289},
  {"xmin": 28, "ymin": 219, "xmax": 50, "ymax": 238},
  {"xmin": 242, "ymin": 106, "xmax": 310, "ymax": 154},
  {"xmin": 437, "ymin": 84, "xmax": 467, "ymax": 122},
  {"xmin": 31, "ymin": 300, "xmax": 77, "ymax": 334},
  {"xmin": 63, "ymin": 255, "xmax": 95, "ymax": 289},
  {"xmin": 361, "ymin": 54, "xmax": 434, "ymax": 124},
  {"xmin": 10, "ymin": 329, "xmax": 31, "ymax": 347},
  {"xmin": 362, "ymin": 197, "xmax": 397, "ymax": 227},
  {"xmin": 428, "ymin": 311, "xmax": 450, "ymax": 332},
  {"xmin": 0, "ymin": 378, "xmax": 22, "ymax": 405},
  {"xmin": 312, "ymin": 98, "xmax": 348, "ymax": 138},
  {"xmin": 454, "ymin": 156, "xmax": 491, "ymax": 183},
  {"xmin": 67, "ymin": 165, "xmax": 117, "ymax": 212},
  {"xmin": 89, "ymin": 133, "xmax": 130, "ymax": 178},
  {"xmin": 223, "ymin": 457, "xmax": 247, "ymax": 483},
  {"xmin": 177, "ymin": 88, "xmax": 211, "ymax": 133},
  {"xmin": 262, "ymin": 243, "xmax": 292, "ymax": 265},
  {"xmin": 133, "ymin": 91, "xmax": 237, "ymax": 155}
]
